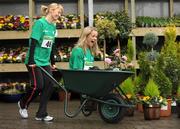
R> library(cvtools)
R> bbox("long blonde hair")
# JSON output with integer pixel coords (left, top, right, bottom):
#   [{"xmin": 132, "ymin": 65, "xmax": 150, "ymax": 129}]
[
  {"xmin": 75, "ymin": 26, "xmax": 100, "ymax": 56},
  {"xmin": 41, "ymin": 3, "xmax": 64, "ymax": 16}
]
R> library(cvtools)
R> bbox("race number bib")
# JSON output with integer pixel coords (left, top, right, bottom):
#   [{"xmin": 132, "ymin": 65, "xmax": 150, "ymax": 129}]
[{"xmin": 41, "ymin": 40, "xmax": 53, "ymax": 48}]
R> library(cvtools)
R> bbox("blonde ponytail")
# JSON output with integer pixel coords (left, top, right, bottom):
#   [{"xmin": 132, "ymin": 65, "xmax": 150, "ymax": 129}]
[
  {"xmin": 41, "ymin": 5, "xmax": 48, "ymax": 16},
  {"xmin": 40, "ymin": 3, "xmax": 64, "ymax": 16}
]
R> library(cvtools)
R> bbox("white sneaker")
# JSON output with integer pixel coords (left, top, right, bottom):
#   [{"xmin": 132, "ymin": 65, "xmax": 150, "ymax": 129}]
[
  {"xmin": 35, "ymin": 115, "xmax": 54, "ymax": 122},
  {"xmin": 18, "ymin": 101, "xmax": 28, "ymax": 119}
]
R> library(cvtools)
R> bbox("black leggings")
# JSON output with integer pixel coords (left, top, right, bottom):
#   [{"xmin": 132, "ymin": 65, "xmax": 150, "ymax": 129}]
[{"xmin": 20, "ymin": 65, "xmax": 54, "ymax": 117}]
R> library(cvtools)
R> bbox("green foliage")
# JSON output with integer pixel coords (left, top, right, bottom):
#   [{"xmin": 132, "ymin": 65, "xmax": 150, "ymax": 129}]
[
  {"xmin": 136, "ymin": 16, "xmax": 176, "ymax": 27},
  {"xmin": 176, "ymin": 86, "xmax": 180, "ymax": 103},
  {"xmin": 177, "ymin": 86, "xmax": 180, "ymax": 98},
  {"xmin": 146, "ymin": 51, "xmax": 159, "ymax": 61},
  {"xmin": 164, "ymin": 25, "xmax": 177, "ymax": 44},
  {"xmin": 157, "ymin": 26, "xmax": 180, "ymax": 96},
  {"xmin": 134, "ymin": 75, "xmax": 143, "ymax": 94},
  {"xmin": 94, "ymin": 11, "xmax": 133, "ymax": 39},
  {"xmin": 144, "ymin": 79, "xmax": 160, "ymax": 97},
  {"xmin": 138, "ymin": 52, "xmax": 155, "ymax": 85},
  {"xmin": 143, "ymin": 32, "xmax": 159, "ymax": 49},
  {"xmin": 153, "ymin": 67, "xmax": 172, "ymax": 98},
  {"xmin": 127, "ymin": 38, "xmax": 134, "ymax": 61},
  {"xmin": 95, "ymin": 18, "xmax": 117, "ymax": 40},
  {"xmin": 120, "ymin": 77, "xmax": 135, "ymax": 98},
  {"xmin": 112, "ymin": 11, "xmax": 133, "ymax": 38}
]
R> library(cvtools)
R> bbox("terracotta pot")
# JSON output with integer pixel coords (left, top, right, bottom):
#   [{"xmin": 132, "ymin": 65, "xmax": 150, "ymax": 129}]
[
  {"xmin": 137, "ymin": 103, "xmax": 144, "ymax": 112},
  {"xmin": 143, "ymin": 104, "xmax": 160, "ymax": 120},
  {"xmin": 126, "ymin": 107, "xmax": 135, "ymax": 116},
  {"xmin": 160, "ymin": 99, "xmax": 172, "ymax": 117},
  {"xmin": 58, "ymin": 91, "xmax": 71, "ymax": 102}
]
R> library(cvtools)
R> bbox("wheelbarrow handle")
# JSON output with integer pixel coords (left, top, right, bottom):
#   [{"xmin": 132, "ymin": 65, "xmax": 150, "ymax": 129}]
[{"xmin": 38, "ymin": 66, "xmax": 66, "ymax": 92}]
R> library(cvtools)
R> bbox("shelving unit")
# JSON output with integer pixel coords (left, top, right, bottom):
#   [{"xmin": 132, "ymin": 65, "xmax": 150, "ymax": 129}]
[
  {"xmin": 131, "ymin": 27, "xmax": 180, "ymax": 36},
  {"xmin": 0, "ymin": 0, "xmax": 85, "ymax": 72},
  {"xmin": 0, "ymin": 29, "xmax": 82, "ymax": 40},
  {"xmin": 0, "ymin": 61, "xmax": 105, "ymax": 72},
  {"xmin": 0, "ymin": 0, "xmax": 179, "ymax": 72}
]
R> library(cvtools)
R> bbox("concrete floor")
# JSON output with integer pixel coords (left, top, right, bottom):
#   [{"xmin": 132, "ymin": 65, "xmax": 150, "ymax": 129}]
[{"xmin": 0, "ymin": 100, "xmax": 179, "ymax": 129}]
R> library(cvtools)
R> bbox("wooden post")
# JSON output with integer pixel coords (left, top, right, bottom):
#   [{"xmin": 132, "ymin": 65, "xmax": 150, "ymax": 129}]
[
  {"xmin": 29, "ymin": 0, "xmax": 35, "ymax": 31},
  {"xmin": 78, "ymin": 0, "xmax": 84, "ymax": 29},
  {"xmin": 117, "ymin": 36, "xmax": 121, "ymax": 59},
  {"xmin": 169, "ymin": 0, "xmax": 174, "ymax": 17},
  {"xmin": 103, "ymin": 39, "xmax": 106, "ymax": 68},
  {"xmin": 130, "ymin": 0, "xmax": 136, "ymax": 61},
  {"xmin": 124, "ymin": 0, "xmax": 129, "ymax": 14},
  {"xmin": 88, "ymin": 0, "xmax": 94, "ymax": 26},
  {"xmin": 130, "ymin": 0, "xmax": 136, "ymax": 24}
]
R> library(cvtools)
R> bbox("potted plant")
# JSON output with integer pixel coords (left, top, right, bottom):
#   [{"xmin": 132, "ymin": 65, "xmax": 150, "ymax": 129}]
[
  {"xmin": 120, "ymin": 77, "xmax": 137, "ymax": 116},
  {"xmin": 153, "ymin": 25, "xmax": 180, "ymax": 117},
  {"xmin": 55, "ymin": 79, "xmax": 71, "ymax": 102},
  {"xmin": 95, "ymin": 18, "xmax": 117, "ymax": 61},
  {"xmin": 140, "ymin": 79, "xmax": 167, "ymax": 120},
  {"xmin": 0, "ymin": 82, "xmax": 27, "ymax": 102}
]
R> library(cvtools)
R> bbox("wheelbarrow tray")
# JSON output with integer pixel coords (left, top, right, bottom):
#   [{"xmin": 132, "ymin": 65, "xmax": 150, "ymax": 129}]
[{"xmin": 59, "ymin": 69, "xmax": 133, "ymax": 98}]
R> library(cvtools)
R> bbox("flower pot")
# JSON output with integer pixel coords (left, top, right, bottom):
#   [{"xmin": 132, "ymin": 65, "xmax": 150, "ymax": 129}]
[
  {"xmin": 143, "ymin": 104, "xmax": 160, "ymax": 120},
  {"xmin": 126, "ymin": 107, "xmax": 135, "ymax": 116},
  {"xmin": 160, "ymin": 99, "xmax": 172, "ymax": 117},
  {"xmin": 0, "ymin": 93, "xmax": 24, "ymax": 103},
  {"xmin": 171, "ymin": 101, "xmax": 177, "ymax": 114},
  {"xmin": 137, "ymin": 103, "xmax": 144, "ymax": 112},
  {"xmin": 58, "ymin": 91, "xmax": 71, "ymax": 102}
]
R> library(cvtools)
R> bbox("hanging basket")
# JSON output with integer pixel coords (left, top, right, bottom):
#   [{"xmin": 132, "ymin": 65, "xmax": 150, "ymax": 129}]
[{"xmin": 143, "ymin": 104, "xmax": 161, "ymax": 120}]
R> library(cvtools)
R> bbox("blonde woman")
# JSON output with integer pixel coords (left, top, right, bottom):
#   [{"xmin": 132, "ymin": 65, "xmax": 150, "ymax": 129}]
[
  {"xmin": 18, "ymin": 3, "xmax": 63, "ymax": 122},
  {"xmin": 69, "ymin": 26, "xmax": 100, "ymax": 70}
]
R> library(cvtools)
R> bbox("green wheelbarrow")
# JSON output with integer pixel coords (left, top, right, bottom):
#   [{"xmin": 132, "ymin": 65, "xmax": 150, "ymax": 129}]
[{"xmin": 39, "ymin": 67, "xmax": 134, "ymax": 123}]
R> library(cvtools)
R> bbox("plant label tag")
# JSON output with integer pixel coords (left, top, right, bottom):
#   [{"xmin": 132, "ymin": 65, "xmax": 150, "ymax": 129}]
[{"xmin": 161, "ymin": 105, "xmax": 168, "ymax": 110}]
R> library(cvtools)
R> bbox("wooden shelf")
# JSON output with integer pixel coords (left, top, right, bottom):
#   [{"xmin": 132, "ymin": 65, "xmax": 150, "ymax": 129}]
[
  {"xmin": 1, "ymin": 27, "xmax": 179, "ymax": 40},
  {"xmin": 0, "ymin": 29, "xmax": 82, "ymax": 40},
  {"xmin": 0, "ymin": 61, "xmax": 105, "ymax": 72},
  {"xmin": 130, "ymin": 27, "xmax": 180, "ymax": 36},
  {"xmin": 0, "ymin": 61, "xmax": 141, "ymax": 72},
  {"xmin": 0, "ymin": 31, "xmax": 30, "ymax": 40},
  {"xmin": 57, "ymin": 29, "xmax": 82, "ymax": 38}
]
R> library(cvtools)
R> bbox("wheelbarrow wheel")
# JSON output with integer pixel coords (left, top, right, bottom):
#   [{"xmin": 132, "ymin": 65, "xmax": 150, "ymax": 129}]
[{"xmin": 98, "ymin": 94, "xmax": 125, "ymax": 123}]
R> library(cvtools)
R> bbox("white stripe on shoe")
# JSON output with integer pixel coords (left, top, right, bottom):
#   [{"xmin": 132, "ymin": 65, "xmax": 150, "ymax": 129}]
[{"xmin": 35, "ymin": 115, "xmax": 54, "ymax": 122}]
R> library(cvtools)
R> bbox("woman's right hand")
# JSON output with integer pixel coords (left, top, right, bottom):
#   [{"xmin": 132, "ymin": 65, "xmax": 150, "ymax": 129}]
[{"xmin": 28, "ymin": 64, "xmax": 36, "ymax": 67}]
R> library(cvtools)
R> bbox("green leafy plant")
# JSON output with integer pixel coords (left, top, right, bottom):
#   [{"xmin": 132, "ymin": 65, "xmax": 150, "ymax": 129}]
[
  {"xmin": 158, "ymin": 25, "xmax": 180, "ymax": 96},
  {"xmin": 140, "ymin": 79, "xmax": 167, "ymax": 106},
  {"xmin": 112, "ymin": 11, "xmax": 133, "ymax": 39},
  {"xmin": 121, "ymin": 77, "xmax": 135, "ymax": 97},
  {"xmin": 153, "ymin": 67, "xmax": 172, "ymax": 98},
  {"xmin": 127, "ymin": 38, "xmax": 134, "ymax": 61},
  {"xmin": 176, "ymin": 86, "xmax": 180, "ymax": 103},
  {"xmin": 120, "ymin": 77, "xmax": 137, "ymax": 104},
  {"xmin": 144, "ymin": 79, "xmax": 160, "ymax": 97},
  {"xmin": 143, "ymin": 32, "xmax": 159, "ymax": 52},
  {"xmin": 95, "ymin": 18, "xmax": 117, "ymax": 40}
]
